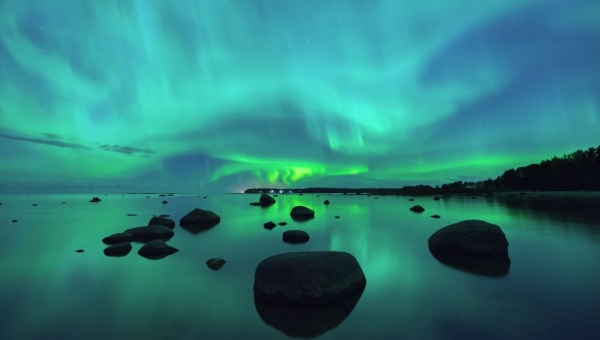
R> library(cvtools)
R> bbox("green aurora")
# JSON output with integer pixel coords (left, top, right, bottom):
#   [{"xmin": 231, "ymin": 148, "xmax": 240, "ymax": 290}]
[{"xmin": 0, "ymin": 0, "xmax": 598, "ymax": 192}]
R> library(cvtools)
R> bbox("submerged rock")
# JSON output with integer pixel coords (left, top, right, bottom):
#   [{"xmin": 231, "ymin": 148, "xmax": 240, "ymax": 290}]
[
  {"xmin": 254, "ymin": 251, "xmax": 367, "ymax": 306},
  {"xmin": 12, "ymin": 220, "xmax": 17, "ymax": 223},
  {"xmin": 89, "ymin": 197, "xmax": 101, "ymax": 203},
  {"xmin": 409, "ymin": 205, "xmax": 425, "ymax": 213},
  {"xmin": 104, "ymin": 242, "xmax": 132, "ymax": 256},
  {"xmin": 138, "ymin": 240, "xmax": 179, "ymax": 259},
  {"xmin": 290, "ymin": 206, "xmax": 315, "ymax": 220},
  {"xmin": 283, "ymin": 230, "xmax": 310, "ymax": 244},
  {"xmin": 206, "ymin": 258, "xmax": 226, "ymax": 270},
  {"xmin": 124, "ymin": 225, "xmax": 174, "ymax": 242},
  {"xmin": 102, "ymin": 232, "xmax": 133, "ymax": 245},
  {"xmin": 148, "ymin": 216, "xmax": 175, "ymax": 229}
]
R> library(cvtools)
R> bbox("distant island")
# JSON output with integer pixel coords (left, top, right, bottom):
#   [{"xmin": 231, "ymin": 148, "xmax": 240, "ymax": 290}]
[{"xmin": 245, "ymin": 144, "xmax": 600, "ymax": 195}]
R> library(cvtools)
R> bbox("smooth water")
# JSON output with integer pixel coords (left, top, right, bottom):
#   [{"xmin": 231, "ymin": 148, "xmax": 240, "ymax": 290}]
[{"xmin": 0, "ymin": 193, "xmax": 599, "ymax": 339}]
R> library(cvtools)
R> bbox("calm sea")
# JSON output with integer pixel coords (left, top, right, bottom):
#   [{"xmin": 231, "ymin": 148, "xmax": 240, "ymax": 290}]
[{"xmin": 0, "ymin": 193, "xmax": 599, "ymax": 339}]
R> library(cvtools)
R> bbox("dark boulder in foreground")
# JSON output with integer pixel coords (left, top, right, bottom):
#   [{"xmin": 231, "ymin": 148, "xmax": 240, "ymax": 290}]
[
  {"xmin": 89, "ymin": 197, "xmax": 101, "ymax": 203},
  {"xmin": 124, "ymin": 225, "xmax": 174, "ymax": 242},
  {"xmin": 264, "ymin": 221, "xmax": 276, "ymax": 230},
  {"xmin": 180, "ymin": 208, "xmax": 220, "ymax": 233},
  {"xmin": 254, "ymin": 289, "xmax": 364, "ymax": 338},
  {"xmin": 206, "ymin": 258, "xmax": 226, "ymax": 270},
  {"xmin": 428, "ymin": 220, "xmax": 510, "ymax": 277},
  {"xmin": 409, "ymin": 205, "xmax": 425, "ymax": 213},
  {"xmin": 102, "ymin": 232, "xmax": 133, "ymax": 245},
  {"xmin": 138, "ymin": 240, "xmax": 179, "ymax": 259},
  {"xmin": 148, "ymin": 216, "xmax": 175, "ymax": 229},
  {"xmin": 290, "ymin": 206, "xmax": 315, "ymax": 220},
  {"xmin": 104, "ymin": 242, "xmax": 132, "ymax": 256},
  {"xmin": 254, "ymin": 251, "xmax": 367, "ymax": 306},
  {"xmin": 283, "ymin": 230, "xmax": 310, "ymax": 244}
]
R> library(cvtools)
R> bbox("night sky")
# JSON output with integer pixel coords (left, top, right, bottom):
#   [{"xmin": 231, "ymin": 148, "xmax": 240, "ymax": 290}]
[{"xmin": 1, "ymin": 1, "xmax": 599, "ymax": 193}]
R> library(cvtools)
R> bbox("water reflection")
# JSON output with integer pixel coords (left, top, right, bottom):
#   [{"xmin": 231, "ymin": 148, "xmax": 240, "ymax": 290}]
[
  {"xmin": 429, "ymin": 251, "xmax": 511, "ymax": 277},
  {"xmin": 254, "ymin": 288, "xmax": 365, "ymax": 338}
]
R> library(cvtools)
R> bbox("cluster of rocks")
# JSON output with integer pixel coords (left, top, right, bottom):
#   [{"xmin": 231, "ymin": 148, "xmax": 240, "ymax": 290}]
[{"xmin": 101, "ymin": 208, "xmax": 221, "ymax": 260}]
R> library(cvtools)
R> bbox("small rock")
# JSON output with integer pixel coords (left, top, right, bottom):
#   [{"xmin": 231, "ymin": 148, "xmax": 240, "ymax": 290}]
[
  {"xmin": 32, "ymin": 204, "xmax": 37, "ymax": 206},
  {"xmin": 12, "ymin": 219, "xmax": 17, "ymax": 223},
  {"xmin": 283, "ymin": 230, "xmax": 310, "ymax": 244},
  {"xmin": 138, "ymin": 240, "xmax": 179, "ymax": 259},
  {"xmin": 89, "ymin": 197, "xmax": 101, "ymax": 203},
  {"xmin": 431, "ymin": 215, "xmax": 441, "ymax": 219},
  {"xmin": 104, "ymin": 242, "xmax": 132, "ymax": 256},
  {"xmin": 409, "ymin": 205, "xmax": 425, "ymax": 213},
  {"xmin": 126, "ymin": 213, "xmax": 137, "ymax": 216},
  {"xmin": 335, "ymin": 216, "xmax": 340, "ymax": 219},
  {"xmin": 278, "ymin": 222, "xmax": 287, "ymax": 226},
  {"xmin": 264, "ymin": 221, "xmax": 277, "ymax": 230},
  {"xmin": 206, "ymin": 258, "xmax": 226, "ymax": 270},
  {"xmin": 76, "ymin": 249, "xmax": 84, "ymax": 253},
  {"xmin": 324, "ymin": 200, "xmax": 330, "ymax": 205},
  {"xmin": 433, "ymin": 197, "xmax": 441, "ymax": 201},
  {"xmin": 162, "ymin": 200, "xmax": 168, "ymax": 204},
  {"xmin": 408, "ymin": 198, "xmax": 414, "ymax": 201},
  {"xmin": 180, "ymin": 208, "xmax": 220, "ymax": 233}
]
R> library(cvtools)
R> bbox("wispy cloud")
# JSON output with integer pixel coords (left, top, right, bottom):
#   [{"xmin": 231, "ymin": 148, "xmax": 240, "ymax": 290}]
[
  {"xmin": 99, "ymin": 144, "xmax": 156, "ymax": 156},
  {"xmin": 0, "ymin": 129, "xmax": 93, "ymax": 150}
]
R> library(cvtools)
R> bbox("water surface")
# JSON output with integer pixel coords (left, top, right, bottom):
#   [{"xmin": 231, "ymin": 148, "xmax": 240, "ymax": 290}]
[{"xmin": 0, "ymin": 193, "xmax": 599, "ymax": 339}]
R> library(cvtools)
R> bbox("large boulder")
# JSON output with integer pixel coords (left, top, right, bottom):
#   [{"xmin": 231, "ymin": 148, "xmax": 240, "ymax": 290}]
[
  {"xmin": 179, "ymin": 208, "xmax": 220, "ymax": 233},
  {"xmin": 124, "ymin": 225, "xmax": 174, "ymax": 242},
  {"xmin": 102, "ymin": 232, "xmax": 133, "ymax": 245},
  {"xmin": 283, "ymin": 230, "xmax": 310, "ymax": 244},
  {"xmin": 290, "ymin": 206, "xmax": 315, "ymax": 220},
  {"xmin": 138, "ymin": 240, "xmax": 179, "ymax": 259},
  {"xmin": 148, "ymin": 216, "xmax": 175, "ymax": 229},
  {"xmin": 103, "ymin": 242, "xmax": 132, "ymax": 256},
  {"xmin": 254, "ymin": 251, "xmax": 367, "ymax": 306},
  {"xmin": 428, "ymin": 220, "xmax": 509, "ymax": 257}
]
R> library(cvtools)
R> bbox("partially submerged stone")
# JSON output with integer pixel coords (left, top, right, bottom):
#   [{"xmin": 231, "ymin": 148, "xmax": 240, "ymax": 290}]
[
  {"xmin": 124, "ymin": 225, "xmax": 173, "ymax": 242},
  {"xmin": 254, "ymin": 251, "xmax": 367, "ymax": 306},
  {"xmin": 148, "ymin": 216, "xmax": 175, "ymax": 229},
  {"xmin": 206, "ymin": 258, "xmax": 226, "ymax": 270},
  {"xmin": 138, "ymin": 240, "xmax": 179, "ymax": 259},
  {"xmin": 179, "ymin": 208, "xmax": 220, "ymax": 233},
  {"xmin": 104, "ymin": 242, "xmax": 132, "ymax": 257},
  {"xmin": 102, "ymin": 232, "xmax": 133, "ymax": 245},
  {"xmin": 409, "ymin": 205, "xmax": 425, "ymax": 213},
  {"xmin": 89, "ymin": 197, "xmax": 101, "ymax": 203},
  {"xmin": 290, "ymin": 206, "xmax": 315, "ymax": 220},
  {"xmin": 283, "ymin": 230, "xmax": 310, "ymax": 244},
  {"xmin": 264, "ymin": 221, "xmax": 277, "ymax": 230}
]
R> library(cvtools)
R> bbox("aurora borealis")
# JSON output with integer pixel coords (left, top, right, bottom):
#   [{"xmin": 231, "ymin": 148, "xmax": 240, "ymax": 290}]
[{"xmin": 0, "ymin": 1, "xmax": 598, "ymax": 193}]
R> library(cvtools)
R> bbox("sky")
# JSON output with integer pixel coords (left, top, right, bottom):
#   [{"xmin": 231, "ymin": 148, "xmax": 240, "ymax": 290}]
[{"xmin": 0, "ymin": 0, "xmax": 599, "ymax": 193}]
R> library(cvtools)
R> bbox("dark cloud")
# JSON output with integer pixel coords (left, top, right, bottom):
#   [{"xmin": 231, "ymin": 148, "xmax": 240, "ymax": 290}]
[
  {"xmin": 99, "ymin": 144, "xmax": 156, "ymax": 156},
  {"xmin": 0, "ymin": 129, "xmax": 93, "ymax": 150}
]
